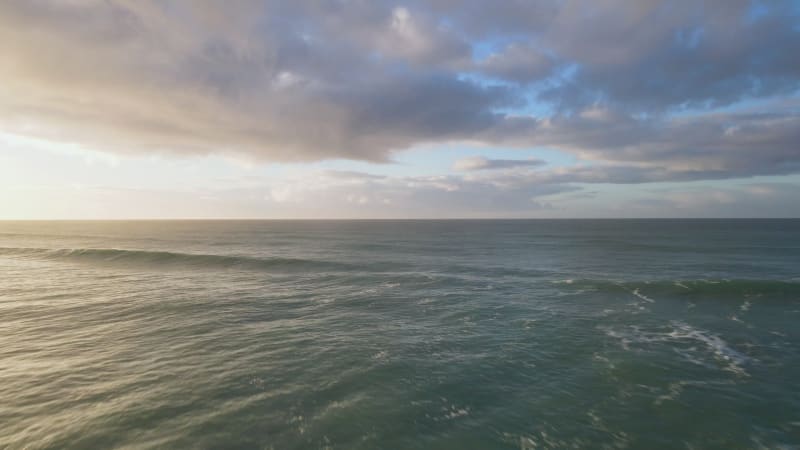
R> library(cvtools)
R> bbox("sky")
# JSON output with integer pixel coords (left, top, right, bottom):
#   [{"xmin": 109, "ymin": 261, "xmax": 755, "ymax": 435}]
[{"xmin": 1, "ymin": 0, "xmax": 799, "ymax": 219}]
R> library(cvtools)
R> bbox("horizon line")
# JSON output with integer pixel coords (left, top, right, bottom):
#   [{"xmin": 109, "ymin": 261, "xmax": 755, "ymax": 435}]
[{"xmin": 1, "ymin": 217, "xmax": 799, "ymax": 222}]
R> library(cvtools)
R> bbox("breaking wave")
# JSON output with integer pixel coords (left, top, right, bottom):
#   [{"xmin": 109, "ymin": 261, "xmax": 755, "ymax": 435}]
[
  {"xmin": 0, "ymin": 246, "xmax": 350, "ymax": 272},
  {"xmin": 555, "ymin": 278, "xmax": 800, "ymax": 300},
  {"xmin": 602, "ymin": 321, "xmax": 752, "ymax": 375}
]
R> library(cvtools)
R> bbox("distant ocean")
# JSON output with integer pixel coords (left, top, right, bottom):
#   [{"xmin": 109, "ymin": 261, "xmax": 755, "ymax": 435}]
[{"xmin": 1, "ymin": 220, "xmax": 799, "ymax": 449}]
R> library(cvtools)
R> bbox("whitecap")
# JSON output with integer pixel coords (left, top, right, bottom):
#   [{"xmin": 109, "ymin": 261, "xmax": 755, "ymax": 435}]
[
  {"xmin": 632, "ymin": 288, "xmax": 655, "ymax": 303},
  {"xmin": 443, "ymin": 406, "xmax": 469, "ymax": 419},
  {"xmin": 668, "ymin": 322, "xmax": 751, "ymax": 375},
  {"xmin": 602, "ymin": 321, "xmax": 751, "ymax": 376},
  {"xmin": 371, "ymin": 350, "xmax": 389, "ymax": 360}
]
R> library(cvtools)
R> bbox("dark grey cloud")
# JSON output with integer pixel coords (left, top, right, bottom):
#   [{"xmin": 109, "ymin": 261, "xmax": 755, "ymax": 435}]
[
  {"xmin": 475, "ymin": 43, "xmax": 558, "ymax": 84},
  {"xmin": 0, "ymin": 0, "xmax": 798, "ymax": 185},
  {"xmin": 481, "ymin": 106, "xmax": 800, "ymax": 181},
  {"xmin": 537, "ymin": 0, "xmax": 800, "ymax": 111},
  {"xmin": 454, "ymin": 156, "xmax": 545, "ymax": 171}
]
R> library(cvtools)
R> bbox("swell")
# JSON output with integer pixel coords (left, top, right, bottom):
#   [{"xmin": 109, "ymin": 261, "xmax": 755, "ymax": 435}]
[
  {"xmin": 556, "ymin": 278, "xmax": 800, "ymax": 299},
  {"xmin": 0, "ymin": 247, "xmax": 350, "ymax": 273}
]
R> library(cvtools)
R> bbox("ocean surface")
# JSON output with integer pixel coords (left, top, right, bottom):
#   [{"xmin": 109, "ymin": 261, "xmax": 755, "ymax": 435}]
[{"xmin": 1, "ymin": 219, "xmax": 799, "ymax": 449}]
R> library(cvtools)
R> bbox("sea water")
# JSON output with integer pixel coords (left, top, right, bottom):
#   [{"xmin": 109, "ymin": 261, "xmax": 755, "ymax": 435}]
[{"xmin": 1, "ymin": 220, "xmax": 799, "ymax": 449}]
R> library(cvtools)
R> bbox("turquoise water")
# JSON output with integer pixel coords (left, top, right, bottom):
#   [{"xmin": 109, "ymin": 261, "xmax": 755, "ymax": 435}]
[{"xmin": 1, "ymin": 220, "xmax": 799, "ymax": 449}]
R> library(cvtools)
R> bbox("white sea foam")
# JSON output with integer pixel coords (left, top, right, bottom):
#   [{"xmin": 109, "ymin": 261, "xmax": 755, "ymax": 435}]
[
  {"xmin": 443, "ymin": 406, "xmax": 470, "ymax": 419},
  {"xmin": 432, "ymin": 400, "xmax": 470, "ymax": 421},
  {"xmin": 371, "ymin": 350, "xmax": 389, "ymax": 360},
  {"xmin": 655, "ymin": 380, "xmax": 689, "ymax": 405},
  {"xmin": 654, "ymin": 380, "xmax": 728, "ymax": 405},
  {"xmin": 632, "ymin": 288, "xmax": 655, "ymax": 303},
  {"xmin": 602, "ymin": 321, "xmax": 751, "ymax": 376},
  {"xmin": 316, "ymin": 394, "xmax": 367, "ymax": 419},
  {"xmin": 670, "ymin": 322, "xmax": 751, "ymax": 375},
  {"xmin": 740, "ymin": 300, "xmax": 752, "ymax": 312},
  {"xmin": 592, "ymin": 352, "xmax": 617, "ymax": 370}
]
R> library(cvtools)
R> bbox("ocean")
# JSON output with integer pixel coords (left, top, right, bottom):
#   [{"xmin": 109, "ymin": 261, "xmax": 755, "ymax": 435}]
[{"xmin": 1, "ymin": 219, "xmax": 799, "ymax": 449}]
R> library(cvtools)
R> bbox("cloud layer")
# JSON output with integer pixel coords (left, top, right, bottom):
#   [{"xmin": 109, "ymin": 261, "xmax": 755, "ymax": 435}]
[
  {"xmin": 453, "ymin": 156, "xmax": 545, "ymax": 171},
  {"xmin": 1, "ymin": 0, "xmax": 798, "ymax": 185}
]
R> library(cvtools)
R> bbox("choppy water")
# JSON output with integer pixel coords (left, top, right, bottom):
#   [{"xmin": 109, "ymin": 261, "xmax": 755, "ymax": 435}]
[{"xmin": 1, "ymin": 220, "xmax": 799, "ymax": 449}]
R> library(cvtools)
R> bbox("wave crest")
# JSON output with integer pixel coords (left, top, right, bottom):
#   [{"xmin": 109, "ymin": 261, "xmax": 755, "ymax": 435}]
[
  {"xmin": 555, "ymin": 278, "xmax": 800, "ymax": 300},
  {"xmin": 0, "ymin": 246, "xmax": 347, "ymax": 272}
]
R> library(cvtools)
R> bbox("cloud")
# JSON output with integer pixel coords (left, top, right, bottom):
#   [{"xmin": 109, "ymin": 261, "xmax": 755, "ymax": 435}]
[
  {"xmin": 627, "ymin": 182, "xmax": 800, "ymax": 217},
  {"xmin": 476, "ymin": 43, "xmax": 557, "ymax": 84},
  {"xmin": 0, "ymin": 1, "xmax": 506, "ymax": 162},
  {"xmin": 253, "ymin": 168, "xmax": 579, "ymax": 217},
  {"xmin": 197, "ymin": 172, "xmax": 800, "ymax": 218},
  {"xmin": 481, "ymin": 105, "xmax": 800, "ymax": 181},
  {"xmin": 538, "ymin": 0, "xmax": 800, "ymax": 111},
  {"xmin": 0, "ymin": 0, "xmax": 798, "ymax": 186},
  {"xmin": 454, "ymin": 156, "xmax": 545, "ymax": 171},
  {"xmin": 381, "ymin": 6, "xmax": 471, "ymax": 65}
]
